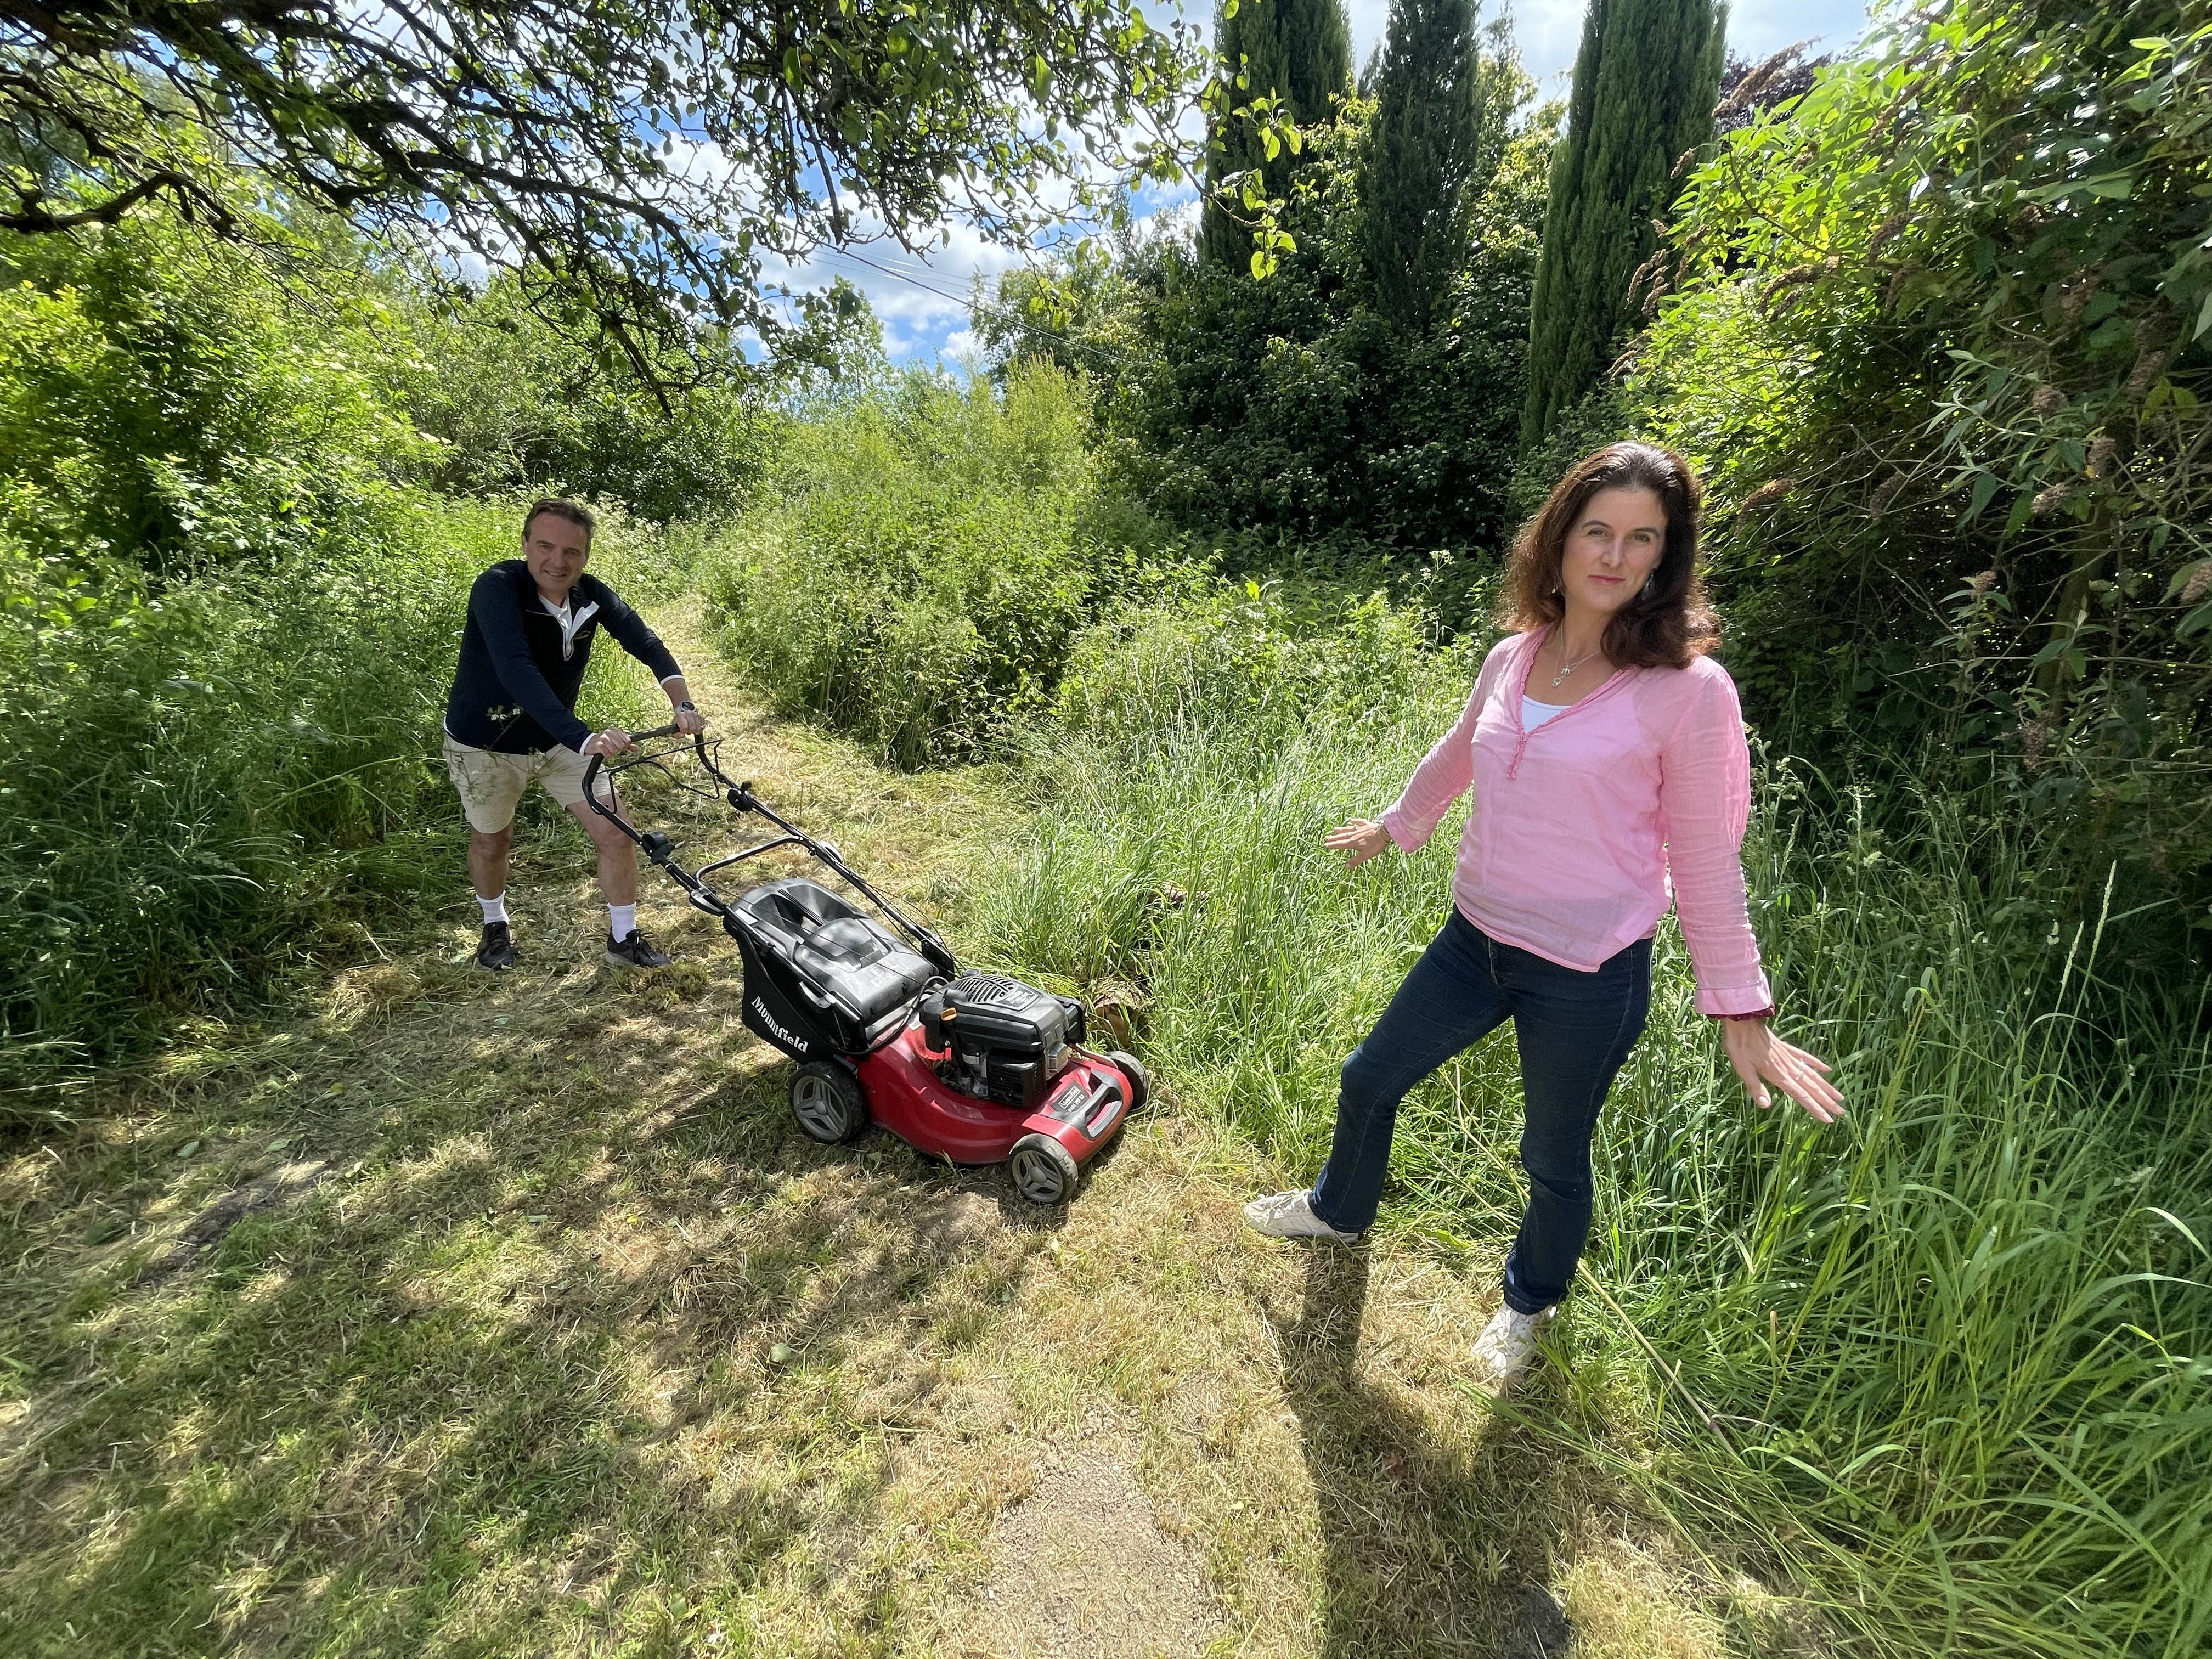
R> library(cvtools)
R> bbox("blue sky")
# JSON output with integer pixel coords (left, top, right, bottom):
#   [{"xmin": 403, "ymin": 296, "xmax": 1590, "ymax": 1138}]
[{"xmin": 790, "ymin": 1, "xmax": 1873, "ymax": 364}]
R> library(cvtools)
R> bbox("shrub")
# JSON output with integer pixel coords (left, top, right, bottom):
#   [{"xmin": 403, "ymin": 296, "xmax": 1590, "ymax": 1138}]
[
  {"xmin": 1638, "ymin": 1, "xmax": 2212, "ymax": 922},
  {"xmin": 402, "ymin": 274, "xmax": 772, "ymax": 522},
  {"xmin": 704, "ymin": 362, "xmax": 1109, "ymax": 766},
  {"xmin": 0, "ymin": 217, "xmax": 431, "ymax": 586}
]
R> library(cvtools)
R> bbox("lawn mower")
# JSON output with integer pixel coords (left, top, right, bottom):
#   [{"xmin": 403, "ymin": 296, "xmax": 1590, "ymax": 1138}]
[{"xmin": 582, "ymin": 725, "xmax": 1147, "ymax": 1204}]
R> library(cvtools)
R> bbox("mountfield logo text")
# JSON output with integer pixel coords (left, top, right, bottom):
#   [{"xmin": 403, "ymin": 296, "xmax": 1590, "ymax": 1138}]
[{"xmin": 752, "ymin": 995, "xmax": 807, "ymax": 1052}]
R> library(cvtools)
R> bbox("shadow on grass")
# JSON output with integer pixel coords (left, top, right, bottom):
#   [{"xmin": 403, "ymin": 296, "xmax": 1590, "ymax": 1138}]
[
  {"xmin": 0, "ymin": 952, "xmax": 1066, "ymax": 1659},
  {"xmin": 1280, "ymin": 1244, "xmax": 1577, "ymax": 1659}
]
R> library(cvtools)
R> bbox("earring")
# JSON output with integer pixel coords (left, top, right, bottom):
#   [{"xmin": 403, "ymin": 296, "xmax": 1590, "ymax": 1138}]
[{"xmin": 1640, "ymin": 574, "xmax": 1657, "ymax": 598}]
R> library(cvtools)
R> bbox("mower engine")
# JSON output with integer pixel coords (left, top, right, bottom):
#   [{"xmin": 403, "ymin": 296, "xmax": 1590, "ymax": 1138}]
[{"xmin": 920, "ymin": 974, "xmax": 1087, "ymax": 1108}]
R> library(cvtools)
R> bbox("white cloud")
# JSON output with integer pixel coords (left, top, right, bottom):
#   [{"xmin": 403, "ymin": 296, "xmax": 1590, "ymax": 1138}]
[{"xmin": 759, "ymin": 215, "xmax": 1026, "ymax": 364}]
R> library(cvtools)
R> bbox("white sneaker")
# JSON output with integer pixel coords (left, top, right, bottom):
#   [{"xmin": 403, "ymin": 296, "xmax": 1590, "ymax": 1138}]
[
  {"xmin": 1241, "ymin": 1189, "xmax": 1359, "ymax": 1243},
  {"xmin": 1470, "ymin": 1303, "xmax": 1556, "ymax": 1392}
]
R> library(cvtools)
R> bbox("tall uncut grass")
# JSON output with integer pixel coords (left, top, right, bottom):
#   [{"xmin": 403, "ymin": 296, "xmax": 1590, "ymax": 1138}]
[
  {"xmin": 0, "ymin": 499, "xmax": 673, "ymax": 1124},
  {"xmin": 972, "ymin": 588, "xmax": 2212, "ymax": 1657}
]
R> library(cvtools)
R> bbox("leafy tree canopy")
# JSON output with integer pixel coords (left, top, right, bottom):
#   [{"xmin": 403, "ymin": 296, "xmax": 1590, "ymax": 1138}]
[
  {"xmin": 1, "ymin": 0, "xmax": 1206, "ymax": 373},
  {"xmin": 1358, "ymin": 0, "xmax": 1519, "ymax": 331},
  {"xmin": 1200, "ymin": 0, "xmax": 1350, "ymax": 267},
  {"xmin": 985, "ymin": 71, "xmax": 1549, "ymax": 580}
]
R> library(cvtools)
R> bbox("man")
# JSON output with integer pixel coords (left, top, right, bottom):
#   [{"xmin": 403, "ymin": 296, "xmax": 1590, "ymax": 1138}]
[{"xmin": 442, "ymin": 498, "xmax": 707, "ymax": 971}]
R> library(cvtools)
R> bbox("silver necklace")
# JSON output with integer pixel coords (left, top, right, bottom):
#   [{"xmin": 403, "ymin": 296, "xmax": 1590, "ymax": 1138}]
[{"xmin": 1550, "ymin": 633, "xmax": 1598, "ymax": 690}]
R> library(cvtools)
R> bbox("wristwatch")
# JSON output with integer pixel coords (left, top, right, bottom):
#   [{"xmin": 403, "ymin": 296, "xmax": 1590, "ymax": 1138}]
[{"xmin": 676, "ymin": 700, "xmax": 697, "ymax": 713}]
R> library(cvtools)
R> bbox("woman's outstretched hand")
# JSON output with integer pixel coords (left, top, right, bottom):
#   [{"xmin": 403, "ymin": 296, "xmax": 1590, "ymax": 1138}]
[
  {"xmin": 1722, "ymin": 1019, "xmax": 1846, "ymax": 1124},
  {"xmin": 1325, "ymin": 818, "xmax": 1394, "ymax": 867}
]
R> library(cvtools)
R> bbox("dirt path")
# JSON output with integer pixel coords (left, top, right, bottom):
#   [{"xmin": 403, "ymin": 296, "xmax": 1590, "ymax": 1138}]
[{"xmin": 0, "ymin": 607, "xmax": 1805, "ymax": 1659}]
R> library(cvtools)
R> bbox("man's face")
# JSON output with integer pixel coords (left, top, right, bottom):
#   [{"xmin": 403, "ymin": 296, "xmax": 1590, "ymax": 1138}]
[{"xmin": 523, "ymin": 514, "xmax": 591, "ymax": 598}]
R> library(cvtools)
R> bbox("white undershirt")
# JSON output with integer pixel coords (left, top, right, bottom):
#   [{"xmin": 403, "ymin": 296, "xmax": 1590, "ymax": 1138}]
[{"xmin": 1521, "ymin": 696, "xmax": 1571, "ymax": 730}]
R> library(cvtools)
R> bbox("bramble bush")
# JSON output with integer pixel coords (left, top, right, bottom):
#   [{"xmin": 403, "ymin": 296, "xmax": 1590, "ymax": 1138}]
[{"xmin": 1637, "ymin": 0, "xmax": 2212, "ymax": 925}]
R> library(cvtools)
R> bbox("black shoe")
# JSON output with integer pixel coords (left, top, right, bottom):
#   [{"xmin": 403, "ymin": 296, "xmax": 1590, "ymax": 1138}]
[
  {"xmin": 605, "ymin": 928, "xmax": 670, "ymax": 970},
  {"xmin": 476, "ymin": 920, "xmax": 517, "ymax": 971}
]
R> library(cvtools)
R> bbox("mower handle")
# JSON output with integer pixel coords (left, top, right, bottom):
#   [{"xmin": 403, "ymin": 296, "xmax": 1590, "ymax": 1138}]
[
  {"xmin": 580, "ymin": 724, "xmax": 961, "ymax": 980},
  {"xmin": 578, "ymin": 721, "xmax": 690, "ymax": 799}
]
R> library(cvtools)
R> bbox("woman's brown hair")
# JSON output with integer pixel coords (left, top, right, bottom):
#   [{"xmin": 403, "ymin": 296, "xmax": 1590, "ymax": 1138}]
[{"xmin": 1502, "ymin": 441, "xmax": 1719, "ymax": 669}]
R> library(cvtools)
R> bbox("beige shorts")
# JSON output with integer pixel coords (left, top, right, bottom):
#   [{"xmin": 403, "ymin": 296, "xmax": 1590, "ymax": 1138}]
[{"xmin": 443, "ymin": 733, "xmax": 614, "ymax": 833}]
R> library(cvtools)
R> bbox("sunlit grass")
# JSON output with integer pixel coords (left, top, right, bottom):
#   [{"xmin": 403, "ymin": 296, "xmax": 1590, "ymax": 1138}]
[{"xmin": 971, "ymin": 604, "xmax": 2212, "ymax": 1658}]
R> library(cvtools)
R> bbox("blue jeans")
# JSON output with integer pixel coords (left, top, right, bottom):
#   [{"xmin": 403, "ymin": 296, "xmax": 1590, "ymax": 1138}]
[{"xmin": 1310, "ymin": 909, "xmax": 1652, "ymax": 1313}]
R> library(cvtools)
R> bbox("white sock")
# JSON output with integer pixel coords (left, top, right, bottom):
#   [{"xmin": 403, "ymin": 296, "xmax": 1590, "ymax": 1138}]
[
  {"xmin": 478, "ymin": 892, "xmax": 508, "ymax": 926},
  {"xmin": 608, "ymin": 902, "xmax": 637, "ymax": 941}
]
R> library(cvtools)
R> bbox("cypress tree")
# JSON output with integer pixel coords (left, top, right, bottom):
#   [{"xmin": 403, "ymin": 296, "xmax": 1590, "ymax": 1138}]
[
  {"xmin": 1200, "ymin": 0, "xmax": 1355, "ymax": 264},
  {"xmin": 1520, "ymin": 0, "xmax": 1725, "ymax": 448},
  {"xmin": 1357, "ymin": 1, "xmax": 1519, "ymax": 331}
]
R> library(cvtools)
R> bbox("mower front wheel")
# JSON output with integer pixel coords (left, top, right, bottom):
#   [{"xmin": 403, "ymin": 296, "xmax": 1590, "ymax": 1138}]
[
  {"xmin": 1105, "ymin": 1051, "xmax": 1150, "ymax": 1112},
  {"xmin": 790, "ymin": 1062, "xmax": 868, "ymax": 1144},
  {"xmin": 1007, "ymin": 1134, "xmax": 1080, "ymax": 1206}
]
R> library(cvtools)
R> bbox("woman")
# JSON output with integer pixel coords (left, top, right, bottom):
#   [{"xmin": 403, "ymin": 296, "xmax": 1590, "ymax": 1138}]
[{"xmin": 1244, "ymin": 441, "xmax": 1844, "ymax": 1389}]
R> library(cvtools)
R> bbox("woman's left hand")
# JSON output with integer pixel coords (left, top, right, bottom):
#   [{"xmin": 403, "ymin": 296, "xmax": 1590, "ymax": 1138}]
[{"xmin": 1720, "ymin": 1019, "xmax": 1845, "ymax": 1124}]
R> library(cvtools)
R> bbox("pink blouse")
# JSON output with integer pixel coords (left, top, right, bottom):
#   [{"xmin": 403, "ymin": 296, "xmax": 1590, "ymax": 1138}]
[{"xmin": 1380, "ymin": 629, "xmax": 1774, "ymax": 1017}]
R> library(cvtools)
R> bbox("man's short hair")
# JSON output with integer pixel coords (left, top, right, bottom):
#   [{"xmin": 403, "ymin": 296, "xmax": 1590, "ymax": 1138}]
[{"xmin": 523, "ymin": 497, "xmax": 595, "ymax": 545}]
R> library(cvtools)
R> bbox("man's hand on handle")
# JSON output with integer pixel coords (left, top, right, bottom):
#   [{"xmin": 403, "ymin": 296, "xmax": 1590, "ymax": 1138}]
[
  {"xmin": 663, "ymin": 675, "xmax": 707, "ymax": 736},
  {"xmin": 581, "ymin": 729, "xmax": 636, "ymax": 758},
  {"xmin": 1324, "ymin": 817, "xmax": 1394, "ymax": 867}
]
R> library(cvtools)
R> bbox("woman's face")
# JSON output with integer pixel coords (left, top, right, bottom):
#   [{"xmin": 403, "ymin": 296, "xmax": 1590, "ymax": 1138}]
[{"xmin": 1560, "ymin": 486, "xmax": 1667, "ymax": 619}]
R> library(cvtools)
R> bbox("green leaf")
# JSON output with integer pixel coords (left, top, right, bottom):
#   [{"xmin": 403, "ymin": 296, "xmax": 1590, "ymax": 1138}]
[
  {"xmin": 2162, "ymin": 560, "xmax": 2209, "ymax": 600},
  {"xmin": 2029, "ymin": 634, "xmax": 2075, "ymax": 667}
]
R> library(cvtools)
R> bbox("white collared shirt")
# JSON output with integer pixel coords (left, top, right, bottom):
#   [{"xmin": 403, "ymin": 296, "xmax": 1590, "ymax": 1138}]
[{"xmin": 540, "ymin": 590, "xmax": 601, "ymax": 660}]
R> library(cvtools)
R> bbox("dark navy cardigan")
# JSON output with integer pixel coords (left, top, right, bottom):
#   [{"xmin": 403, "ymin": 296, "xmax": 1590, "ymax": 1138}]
[{"xmin": 442, "ymin": 561, "xmax": 683, "ymax": 754}]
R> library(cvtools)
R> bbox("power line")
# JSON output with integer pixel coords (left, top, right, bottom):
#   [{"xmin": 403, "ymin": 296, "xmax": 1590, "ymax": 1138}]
[{"xmin": 802, "ymin": 241, "xmax": 1138, "ymax": 371}]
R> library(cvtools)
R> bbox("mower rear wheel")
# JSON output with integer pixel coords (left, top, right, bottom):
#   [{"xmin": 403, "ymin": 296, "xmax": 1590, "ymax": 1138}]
[
  {"xmin": 1007, "ymin": 1133, "xmax": 1080, "ymax": 1206},
  {"xmin": 1105, "ymin": 1050, "xmax": 1150, "ymax": 1111},
  {"xmin": 790, "ymin": 1062, "xmax": 868, "ymax": 1144}
]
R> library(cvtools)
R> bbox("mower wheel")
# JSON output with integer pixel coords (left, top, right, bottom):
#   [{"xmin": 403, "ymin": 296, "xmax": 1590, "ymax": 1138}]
[
  {"xmin": 790, "ymin": 1062, "xmax": 868, "ymax": 1144},
  {"xmin": 1007, "ymin": 1133, "xmax": 1080, "ymax": 1206},
  {"xmin": 1105, "ymin": 1050, "xmax": 1150, "ymax": 1111}
]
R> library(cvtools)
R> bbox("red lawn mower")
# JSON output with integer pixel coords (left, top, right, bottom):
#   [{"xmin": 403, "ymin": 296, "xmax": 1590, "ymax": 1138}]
[{"xmin": 583, "ymin": 726, "xmax": 1147, "ymax": 1204}]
